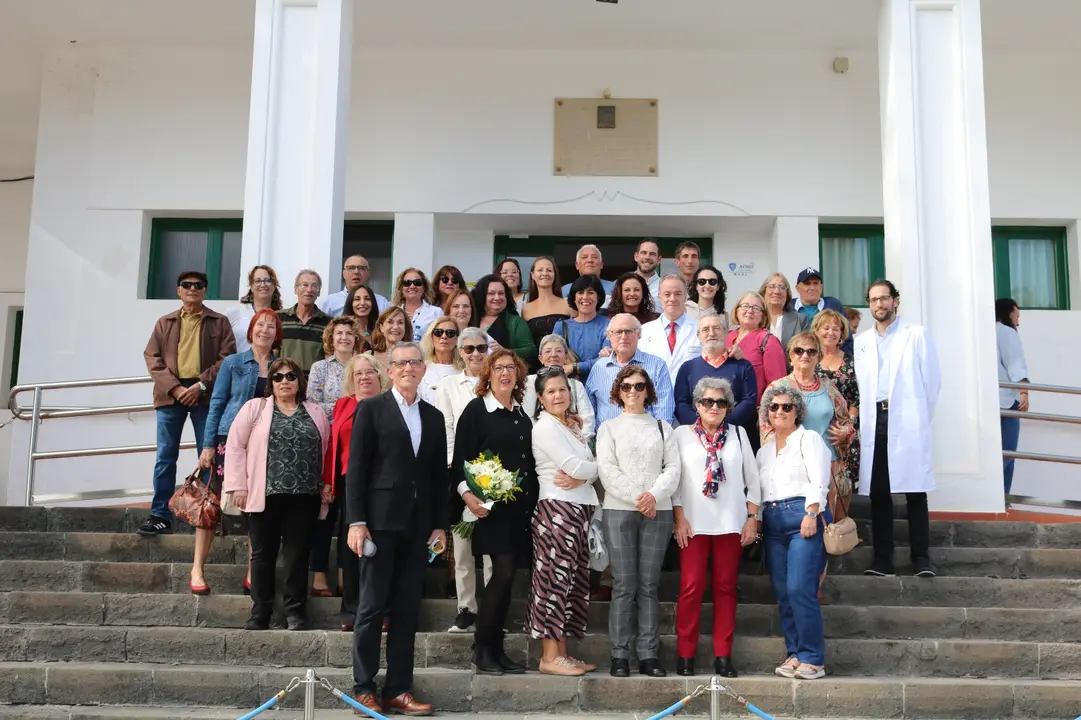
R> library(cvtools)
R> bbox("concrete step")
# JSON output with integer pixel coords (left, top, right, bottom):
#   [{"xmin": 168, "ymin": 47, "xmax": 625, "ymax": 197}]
[
  {"xmin": 5, "ymin": 591, "xmax": 1081, "ymax": 643},
  {"xmin": 2, "ymin": 560, "xmax": 1080, "ymax": 607},
  {"xmin": 3, "ymin": 662, "xmax": 1081, "ymax": 717},
  {"xmin": 0, "ymin": 624, "xmax": 1076, "ymax": 679},
  {"xmin": 4, "ymin": 506, "xmax": 1081, "ymax": 548},
  {"xmin": 0, "ymin": 712, "xmax": 638, "ymax": 720}
]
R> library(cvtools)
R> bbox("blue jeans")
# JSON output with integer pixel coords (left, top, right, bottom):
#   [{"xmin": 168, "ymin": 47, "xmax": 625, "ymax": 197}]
[
  {"xmin": 1001, "ymin": 401, "xmax": 1021, "ymax": 495},
  {"xmin": 763, "ymin": 498, "xmax": 829, "ymax": 666},
  {"xmin": 151, "ymin": 402, "xmax": 209, "ymax": 519}
]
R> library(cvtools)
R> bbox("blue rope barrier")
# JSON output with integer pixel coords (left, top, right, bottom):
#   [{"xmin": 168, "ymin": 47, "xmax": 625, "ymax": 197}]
[
  {"xmin": 331, "ymin": 684, "xmax": 394, "ymax": 720},
  {"xmin": 720, "ymin": 683, "xmax": 778, "ymax": 720},
  {"xmin": 644, "ymin": 678, "xmax": 779, "ymax": 720},
  {"xmin": 234, "ymin": 689, "xmax": 287, "ymax": 720},
  {"xmin": 645, "ymin": 697, "xmax": 692, "ymax": 720}
]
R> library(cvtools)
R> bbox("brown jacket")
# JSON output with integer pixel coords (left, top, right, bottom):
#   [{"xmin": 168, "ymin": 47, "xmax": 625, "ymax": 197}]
[{"xmin": 144, "ymin": 306, "xmax": 236, "ymax": 408}]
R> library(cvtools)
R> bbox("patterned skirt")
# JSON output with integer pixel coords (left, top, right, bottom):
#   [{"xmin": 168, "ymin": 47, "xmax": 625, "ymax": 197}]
[{"xmin": 525, "ymin": 499, "xmax": 592, "ymax": 641}]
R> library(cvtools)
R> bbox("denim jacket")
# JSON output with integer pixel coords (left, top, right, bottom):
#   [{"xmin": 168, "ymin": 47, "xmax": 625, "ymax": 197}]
[{"xmin": 203, "ymin": 349, "xmax": 276, "ymax": 447}]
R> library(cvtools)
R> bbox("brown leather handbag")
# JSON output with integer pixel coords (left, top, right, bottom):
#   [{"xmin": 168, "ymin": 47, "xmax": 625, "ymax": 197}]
[{"xmin": 168, "ymin": 467, "xmax": 222, "ymax": 531}]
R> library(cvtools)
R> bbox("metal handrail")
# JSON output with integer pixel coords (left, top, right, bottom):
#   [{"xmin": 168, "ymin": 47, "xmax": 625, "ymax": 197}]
[
  {"xmin": 999, "ymin": 381, "xmax": 1081, "ymax": 511},
  {"xmin": 7, "ymin": 375, "xmax": 193, "ymax": 506}
]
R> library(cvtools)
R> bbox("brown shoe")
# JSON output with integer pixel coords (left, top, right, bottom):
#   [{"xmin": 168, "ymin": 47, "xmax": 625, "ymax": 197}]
[
  {"xmin": 352, "ymin": 693, "xmax": 382, "ymax": 716},
  {"xmin": 383, "ymin": 692, "xmax": 433, "ymax": 716},
  {"xmin": 341, "ymin": 622, "xmax": 354, "ymax": 632}
]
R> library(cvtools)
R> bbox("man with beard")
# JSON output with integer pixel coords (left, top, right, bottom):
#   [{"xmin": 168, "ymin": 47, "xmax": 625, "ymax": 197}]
[
  {"xmin": 633, "ymin": 238, "xmax": 662, "ymax": 303},
  {"xmin": 854, "ymin": 280, "xmax": 941, "ymax": 578}
]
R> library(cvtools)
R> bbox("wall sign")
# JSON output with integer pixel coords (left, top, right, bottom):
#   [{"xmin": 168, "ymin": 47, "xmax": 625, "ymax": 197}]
[{"xmin": 553, "ymin": 98, "xmax": 659, "ymax": 177}]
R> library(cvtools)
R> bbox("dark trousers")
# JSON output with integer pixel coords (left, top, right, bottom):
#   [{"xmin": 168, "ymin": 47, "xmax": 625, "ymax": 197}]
[
  {"xmin": 310, "ymin": 493, "xmax": 343, "ymax": 574},
  {"xmin": 339, "ymin": 496, "xmax": 360, "ymax": 623},
  {"xmin": 150, "ymin": 399, "xmax": 208, "ymax": 520},
  {"xmin": 475, "ymin": 553, "xmax": 517, "ymax": 647},
  {"xmin": 352, "ymin": 520, "xmax": 427, "ymax": 698},
  {"xmin": 247, "ymin": 493, "xmax": 321, "ymax": 621},
  {"xmin": 869, "ymin": 406, "xmax": 930, "ymax": 566}
]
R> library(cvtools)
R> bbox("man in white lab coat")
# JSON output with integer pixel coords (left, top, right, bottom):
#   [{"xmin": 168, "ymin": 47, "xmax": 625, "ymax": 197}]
[
  {"xmin": 854, "ymin": 280, "xmax": 942, "ymax": 578},
  {"xmin": 640, "ymin": 275, "xmax": 701, "ymax": 387}
]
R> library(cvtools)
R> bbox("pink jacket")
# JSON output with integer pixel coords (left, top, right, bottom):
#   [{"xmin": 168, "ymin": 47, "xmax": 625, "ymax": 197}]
[{"xmin": 223, "ymin": 397, "xmax": 332, "ymax": 515}]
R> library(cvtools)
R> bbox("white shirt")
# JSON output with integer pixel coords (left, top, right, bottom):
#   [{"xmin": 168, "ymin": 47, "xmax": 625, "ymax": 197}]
[
  {"xmin": 226, "ymin": 304, "xmax": 257, "ymax": 352},
  {"xmin": 997, "ymin": 322, "xmax": 1028, "ymax": 408},
  {"xmin": 672, "ymin": 424, "xmax": 760, "ymax": 536},
  {"xmin": 419, "ymin": 363, "xmax": 458, "ymax": 406},
  {"xmin": 522, "ymin": 374, "xmax": 595, "ymax": 443},
  {"xmin": 756, "ymin": 426, "xmax": 830, "ymax": 512},
  {"xmin": 318, "ymin": 289, "xmax": 389, "ymax": 317},
  {"xmin": 596, "ymin": 412, "xmax": 681, "ymax": 512},
  {"xmin": 532, "ymin": 411, "xmax": 599, "ymax": 506},
  {"xmin": 391, "ymin": 386, "xmax": 422, "ymax": 456},
  {"xmin": 642, "ymin": 272, "xmax": 661, "ymax": 304},
  {"xmin": 407, "ymin": 302, "xmax": 443, "ymax": 342},
  {"xmin": 435, "ymin": 372, "xmax": 480, "ymax": 465}
]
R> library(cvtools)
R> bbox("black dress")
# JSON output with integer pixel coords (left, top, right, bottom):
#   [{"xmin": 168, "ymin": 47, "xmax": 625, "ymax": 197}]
[
  {"xmin": 525, "ymin": 314, "xmax": 569, "ymax": 372},
  {"xmin": 451, "ymin": 395, "xmax": 538, "ymax": 560}
]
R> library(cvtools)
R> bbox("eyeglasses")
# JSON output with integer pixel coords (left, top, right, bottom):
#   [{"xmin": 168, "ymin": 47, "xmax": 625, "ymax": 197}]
[
  {"xmin": 609, "ymin": 328, "xmax": 638, "ymax": 337},
  {"xmin": 440, "ymin": 275, "xmax": 460, "ymax": 285},
  {"xmin": 791, "ymin": 347, "xmax": 819, "ymax": 358},
  {"xmin": 768, "ymin": 402, "xmax": 795, "ymax": 413},
  {"xmin": 699, "ymin": 325, "xmax": 723, "ymax": 335},
  {"xmin": 271, "ymin": 371, "xmax": 298, "ymax": 383},
  {"xmin": 390, "ymin": 359, "xmax": 424, "ymax": 368},
  {"xmin": 297, "ymin": 283, "xmax": 320, "ymax": 291},
  {"xmin": 696, "ymin": 278, "xmax": 719, "ymax": 287},
  {"xmin": 765, "ymin": 283, "xmax": 788, "ymax": 292},
  {"xmin": 345, "ymin": 264, "xmax": 369, "ymax": 272},
  {"xmin": 869, "ymin": 296, "xmax": 894, "ymax": 305},
  {"xmin": 432, "ymin": 328, "xmax": 458, "ymax": 339},
  {"xmin": 179, "ymin": 281, "xmax": 206, "ymax": 290},
  {"xmin": 252, "ymin": 278, "xmax": 275, "ymax": 286},
  {"xmin": 697, "ymin": 398, "xmax": 728, "ymax": 409},
  {"xmin": 354, "ymin": 369, "xmax": 379, "ymax": 378},
  {"xmin": 619, "ymin": 382, "xmax": 647, "ymax": 393},
  {"xmin": 537, "ymin": 366, "xmax": 566, "ymax": 378},
  {"xmin": 401, "ymin": 278, "xmax": 425, "ymax": 288},
  {"xmin": 460, "ymin": 344, "xmax": 487, "ymax": 355},
  {"xmin": 737, "ymin": 303, "xmax": 763, "ymax": 314},
  {"xmin": 491, "ymin": 364, "xmax": 517, "ymax": 374}
]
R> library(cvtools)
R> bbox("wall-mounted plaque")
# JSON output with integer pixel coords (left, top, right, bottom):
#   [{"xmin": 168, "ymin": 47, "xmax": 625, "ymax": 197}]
[{"xmin": 554, "ymin": 98, "xmax": 658, "ymax": 177}]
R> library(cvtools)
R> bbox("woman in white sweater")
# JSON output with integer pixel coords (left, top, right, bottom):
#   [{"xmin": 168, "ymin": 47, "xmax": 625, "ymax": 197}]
[
  {"xmin": 672, "ymin": 377, "xmax": 760, "ymax": 679},
  {"xmin": 527, "ymin": 367, "xmax": 599, "ymax": 677},
  {"xmin": 596, "ymin": 365, "xmax": 680, "ymax": 679}
]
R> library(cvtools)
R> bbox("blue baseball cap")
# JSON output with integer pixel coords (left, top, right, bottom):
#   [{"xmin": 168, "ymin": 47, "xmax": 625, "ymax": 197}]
[{"xmin": 796, "ymin": 267, "xmax": 823, "ymax": 284}]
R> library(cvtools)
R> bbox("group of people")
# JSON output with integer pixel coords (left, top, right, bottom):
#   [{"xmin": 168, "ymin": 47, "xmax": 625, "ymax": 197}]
[{"xmin": 141, "ymin": 238, "xmax": 945, "ymax": 714}]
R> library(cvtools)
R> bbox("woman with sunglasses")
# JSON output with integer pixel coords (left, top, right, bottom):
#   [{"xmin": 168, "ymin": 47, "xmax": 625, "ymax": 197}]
[
  {"xmin": 606, "ymin": 272, "xmax": 659, "ymax": 325},
  {"xmin": 341, "ymin": 285, "xmax": 380, "ymax": 351},
  {"xmin": 431, "ymin": 265, "xmax": 469, "ymax": 308},
  {"xmin": 419, "ymin": 316, "xmax": 464, "ymax": 404},
  {"xmin": 496, "ymin": 258, "xmax": 527, "ymax": 314},
  {"xmin": 756, "ymin": 383, "xmax": 831, "ymax": 680},
  {"xmin": 596, "ymin": 365, "xmax": 680, "ymax": 679},
  {"xmin": 223, "ymin": 358, "xmax": 332, "ymax": 631},
  {"xmin": 813, "ymin": 311, "xmax": 860, "ymax": 512},
  {"xmin": 687, "ymin": 266, "xmax": 728, "ymax": 325},
  {"xmin": 443, "ymin": 289, "xmax": 477, "ymax": 331},
  {"xmin": 435, "ymin": 328, "xmax": 494, "ymax": 634},
  {"xmin": 393, "ymin": 268, "xmax": 442, "ymax": 341},
  {"xmin": 522, "ymin": 334, "xmax": 594, "ymax": 443}
]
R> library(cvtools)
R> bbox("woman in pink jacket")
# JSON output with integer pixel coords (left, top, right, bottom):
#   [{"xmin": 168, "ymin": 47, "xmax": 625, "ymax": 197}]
[
  {"xmin": 224, "ymin": 358, "xmax": 331, "ymax": 631},
  {"xmin": 725, "ymin": 291, "xmax": 786, "ymax": 453}
]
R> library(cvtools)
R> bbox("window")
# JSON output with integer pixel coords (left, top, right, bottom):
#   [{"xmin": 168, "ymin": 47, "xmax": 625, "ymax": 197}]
[
  {"xmin": 147, "ymin": 219, "xmax": 243, "ymax": 300},
  {"xmin": 992, "ymin": 226, "xmax": 1070, "ymax": 310},
  {"xmin": 343, "ymin": 221, "xmax": 394, "ymax": 300},
  {"xmin": 818, "ymin": 225, "xmax": 885, "ymax": 308},
  {"xmin": 493, "ymin": 236, "xmax": 712, "ymax": 295}
]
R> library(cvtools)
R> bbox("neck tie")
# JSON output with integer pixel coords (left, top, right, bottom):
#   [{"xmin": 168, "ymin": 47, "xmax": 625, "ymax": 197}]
[{"xmin": 667, "ymin": 321, "xmax": 677, "ymax": 353}]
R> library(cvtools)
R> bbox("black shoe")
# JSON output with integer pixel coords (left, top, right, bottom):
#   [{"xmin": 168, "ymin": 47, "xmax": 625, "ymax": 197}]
[
  {"xmin": 639, "ymin": 658, "xmax": 666, "ymax": 677},
  {"xmin": 714, "ymin": 656, "xmax": 738, "ymax": 678},
  {"xmin": 494, "ymin": 633, "xmax": 526, "ymax": 674},
  {"xmin": 676, "ymin": 657, "xmax": 694, "ymax": 677},
  {"xmin": 473, "ymin": 645, "xmax": 504, "ymax": 675},
  {"xmin": 136, "ymin": 515, "xmax": 173, "ymax": 536},
  {"xmin": 448, "ymin": 608, "xmax": 475, "ymax": 633},
  {"xmin": 245, "ymin": 617, "xmax": 270, "ymax": 631},
  {"xmin": 610, "ymin": 658, "xmax": 630, "ymax": 677},
  {"xmin": 286, "ymin": 614, "xmax": 308, "ymax": 631},
  {"xmin": 913, "ymin": 557, "xmax": 937, "ymax": 578},
  {"xmin": 863, "ymin": 560, "xmax": 896, "ymax": 577}
]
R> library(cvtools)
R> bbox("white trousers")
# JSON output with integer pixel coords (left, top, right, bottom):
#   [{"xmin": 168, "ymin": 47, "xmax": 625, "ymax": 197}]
[{"xmin": 452, "ymin": 529, "xmax": 493, "ymax": 613}]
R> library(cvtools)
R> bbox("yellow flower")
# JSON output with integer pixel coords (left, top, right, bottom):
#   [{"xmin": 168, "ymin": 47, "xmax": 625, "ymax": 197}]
[{"xmin": 476, "ymin": 475, "xmax": 492, "ymax": 489}]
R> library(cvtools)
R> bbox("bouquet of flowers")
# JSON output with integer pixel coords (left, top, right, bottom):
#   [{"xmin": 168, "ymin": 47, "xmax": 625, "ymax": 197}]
[{"xmin": 452, "ymin": 450, "xmax": 523, "ymax": 539}]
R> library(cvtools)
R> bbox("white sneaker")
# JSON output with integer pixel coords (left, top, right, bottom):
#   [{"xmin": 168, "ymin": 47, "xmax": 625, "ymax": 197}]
[{"xmin": 447, "ymin": 608, "xmax": 475, "ymax": 633}]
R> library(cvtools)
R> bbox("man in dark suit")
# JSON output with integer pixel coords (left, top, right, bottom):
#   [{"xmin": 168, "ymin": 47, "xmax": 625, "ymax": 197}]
[{"xmin": 346, "ymin": 341, "xmax": 448, "ymax": 716}]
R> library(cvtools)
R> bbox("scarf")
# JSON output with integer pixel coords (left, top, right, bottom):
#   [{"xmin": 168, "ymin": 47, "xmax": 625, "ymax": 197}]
[{"xmin": 693, "ymin": 417, "xmax": 727, "ymax": 498}]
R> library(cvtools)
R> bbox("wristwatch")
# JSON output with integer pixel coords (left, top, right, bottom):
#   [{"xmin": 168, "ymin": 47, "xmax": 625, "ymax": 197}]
[
  {"xmin": 806, "ymin": 509, "xmax": 819, "ymax": 519},
  {"xmin": 198, "ymin": 381, "xmax": 207, "ymax": 392},
  {"xmin": 746, "ymin": 512, "xmax": 761, "ymax": 522}
]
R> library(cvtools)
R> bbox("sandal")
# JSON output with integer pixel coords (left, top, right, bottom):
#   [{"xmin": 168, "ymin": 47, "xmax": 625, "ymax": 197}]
[
  {"xmin": 775, "ymin": 656, "xmax": 800, "ymax": 678},
  {"xmin": 540, "ymin": 656, "xmax": 586, "ymax": 676},
  {"xmin": 794, "ymin": 663, "xmax": 825, "ymax": 679}
]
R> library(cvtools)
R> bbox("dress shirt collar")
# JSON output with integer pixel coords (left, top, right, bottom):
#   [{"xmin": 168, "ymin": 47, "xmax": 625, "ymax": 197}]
[
  {"xmin": 876, "ymin": 316, "xmax": 901, "ymax": 338},
  {"xmin": 482, "ymin": 391, "xmax": 520, "ymax": 413},
  {"xmin": 662, "ymin": 311, "xmax": 688, "ymax": 327},
  {"xmin": 602, "ymin": 348, "xmax": 645, "ymax": 369},
  {"xmin": 792, "ymin": 297, "xmax": 824, "ymax": 312},
  {"xmin": 391, "ymin": 386, "xmax": 420, "ymax": 408}
]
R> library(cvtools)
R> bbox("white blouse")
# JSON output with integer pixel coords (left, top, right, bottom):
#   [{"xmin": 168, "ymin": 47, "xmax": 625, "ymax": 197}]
[
  {"xmin": 532, "ymin": 412, "xmax": 599, "ymax": 506},
  {"xmin": 226, "ymin": 304, "xmax": 256, "ymax": 352},
  {"xmin": 756, "ymin": 426, "xmax": 831, "ymax": 511},
  {"xmin": 522, "ymin": 374, "xmax": 595, "ymax": 443},
  {"xmin": 419, "ymin": 363, "xmax": 458, "ymax": 406},
  {"xmin": 672, "ymin": 424, "xmax": 760, "ymax": 536},
  {"xmin": 596, "ymin": 412, "xmax": 681, "ymax": 512}
]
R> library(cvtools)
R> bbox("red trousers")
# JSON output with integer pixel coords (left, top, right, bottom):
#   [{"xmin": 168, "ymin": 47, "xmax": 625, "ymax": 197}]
[{"xmin": 676, "ymin": 533, "xmax": 742, "ymax": 658}]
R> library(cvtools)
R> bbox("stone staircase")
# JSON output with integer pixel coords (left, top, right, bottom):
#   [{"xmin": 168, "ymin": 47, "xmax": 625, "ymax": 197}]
[{"xmin": 0, "ymin": 506, "xmax": 1080, "ymax": 719}]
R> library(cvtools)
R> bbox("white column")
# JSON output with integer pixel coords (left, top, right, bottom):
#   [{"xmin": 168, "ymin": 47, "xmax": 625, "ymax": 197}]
[
  {"xmin": 239, "ymin": 0, "xmax": 353, "ymax": 305},
  {"xmin": 879, "ymin": 0, "xmax": 1002, "ymax": 512},
  {"xmin": 771, "ymin": 217, "xmax": 820, "ymax": 282},
  {"xmin": 393, "ymin": 213, "xmax": 437, "ymax": 281}
]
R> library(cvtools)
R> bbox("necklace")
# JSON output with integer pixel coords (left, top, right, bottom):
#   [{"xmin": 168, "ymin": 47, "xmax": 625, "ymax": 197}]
[{"xmin": 793, "ymin": 373, "xmax": 821, "ymax": 391}]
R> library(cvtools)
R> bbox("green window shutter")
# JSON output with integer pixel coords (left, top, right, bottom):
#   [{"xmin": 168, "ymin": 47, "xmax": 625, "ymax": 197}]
[
  {"xmin": 991, "ymin": 226, "xmax": 1070, "ymax": 310},
  {"xmin": 147, "ymin": 219, "xmax": 243, "ymax": 300},
  {"xmin": 818, "ymin": 225, "xmax": 885, "ymax": 308}
]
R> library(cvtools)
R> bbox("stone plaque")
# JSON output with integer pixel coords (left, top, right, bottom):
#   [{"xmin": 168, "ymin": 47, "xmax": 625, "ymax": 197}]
[{"xmin": 553, "ymin": 98, "xmax": 658, "ymax": 177}]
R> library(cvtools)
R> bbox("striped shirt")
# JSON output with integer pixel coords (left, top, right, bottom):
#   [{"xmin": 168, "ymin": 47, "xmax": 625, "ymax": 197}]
[
  {"xmin": 584, "ymin": 349, "xmax": 674, "ymax": 430},
  {"xmin": 277, "ymin": 305, "xmax": 332, "ymax": 374}
]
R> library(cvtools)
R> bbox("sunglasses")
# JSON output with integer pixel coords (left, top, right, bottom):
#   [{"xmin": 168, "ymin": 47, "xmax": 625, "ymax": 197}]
[
  {"xmin": 696, "ymin": 277, "xmax": 719, "ymax": 287},
  {"xmin": 460, "ymin": 344, "xmax": 487, "ymax": 355},
  {"xmin": 179, "ymin": 281, "xmax": 206, "ymax": 290},
  {"xmin": 440, "ymin": 275, "xmax": 460, "ymax": 285},
  {"xmin": 791, "ymin": 347, "xmax": 819, "ymax": 358},
  {"xmin": 271, "ymin": 371, "xmax": 298, "ymax": 383},
  {"xmin": 401, "ymin": 278, "xmax": 425, "ymax": 288},
  {"xmin": 537, "ymin": 365, "xmax": 566, "ymax": 378},
  {"xmin": 432, "ymin": 328, "xmax": 458, "ymax": 339},
  {"xmin": 619, "ymin": 382, "xmax": 647, "ymax": 393},
  {"xmin": 768, "ymin": 402, "xmax": 795, "ymax": 413},
  {"xmin": 698, "ymin": 398, "xmax": 728, "ymax": 409}
]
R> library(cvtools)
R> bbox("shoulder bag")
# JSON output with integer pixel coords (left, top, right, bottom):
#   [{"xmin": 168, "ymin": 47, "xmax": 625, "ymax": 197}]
[
  {"xmin": 168, "ymin": 466, "xmax": 222, "ymax": 531},
  {"xmin": 823, "ymin": 492, "xmax": 859, "ymax": 555}
]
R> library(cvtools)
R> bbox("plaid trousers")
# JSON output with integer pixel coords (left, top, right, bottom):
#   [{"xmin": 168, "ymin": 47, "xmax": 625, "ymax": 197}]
[{"xmin": 603, "ymin": 508, "xmax": 674, "ymax": 660}]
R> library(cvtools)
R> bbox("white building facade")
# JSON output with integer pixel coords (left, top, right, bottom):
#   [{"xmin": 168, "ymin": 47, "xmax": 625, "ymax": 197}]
[{"xmin": 1, "ymin": 0, "xmax": 1078, "ymax": 512}]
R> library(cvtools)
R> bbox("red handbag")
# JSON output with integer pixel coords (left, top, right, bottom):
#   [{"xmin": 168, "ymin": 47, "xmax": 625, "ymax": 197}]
[{"xmin": 168, "ymin": 466, "xmax": 222, "ymax": 531}]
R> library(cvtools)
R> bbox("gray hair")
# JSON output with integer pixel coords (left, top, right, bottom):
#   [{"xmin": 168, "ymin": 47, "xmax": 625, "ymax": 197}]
[
  {"xmin": 692, "ymin": 377, "xmax": 735, "ymax": 409},
  {"xmin": 758, "ymin": 381, "xmax": 807, "ymax": 428},
  {"xmin": 389, "ymin": 341, "xmax": 423, "ymax": 361},
  {"xmin": 658, "ymin": 273, "xmax": 687, "ymax": 294},
  {"xmin": 457, "ymin": 327, "xmax": 489, "ymax": 348},
  {"xmin": 294, "ymin": 269, "xmax": 323, "ymax": 288},
  {"xmin": 538, "ymin": 333, "xmax": 569, "ymax": 354},
  {"xmin": 607, "ymin": 313, "xmax": 643, "ymax": 332},
  {"xmin": 576, "ymin": 243, "xmax": 603, "ymax": 262},
  {"xmin": 699, "ymin": 308, "xmax": 721, "ymax": 320}
]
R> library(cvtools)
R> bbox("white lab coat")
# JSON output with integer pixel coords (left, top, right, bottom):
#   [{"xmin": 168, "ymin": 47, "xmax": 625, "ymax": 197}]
[
  {"xmin": 640, "ymin": 313, "xmax": 701, "ymax": 384},
  {"xmin": 853, "ymin": 318, "xmax": 942, "ymax": 495}
]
